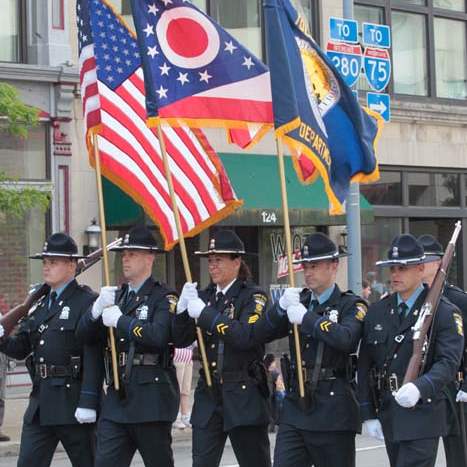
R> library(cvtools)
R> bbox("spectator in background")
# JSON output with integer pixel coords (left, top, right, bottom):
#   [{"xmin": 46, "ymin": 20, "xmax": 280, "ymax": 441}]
[
  {"xmin": 361, "ymin": 281, "xmax": 371, "ymax": 302},
  {"xmin": 264, "ymin": 354, "xmax": 285, "ymax": 433},
  {"xmin": 173, "ymin": 345, "xmax": 194, "ymax": 430},
  {"xmin": 0, "ymin": 352, "xmax": 9, "ymax": 441}
]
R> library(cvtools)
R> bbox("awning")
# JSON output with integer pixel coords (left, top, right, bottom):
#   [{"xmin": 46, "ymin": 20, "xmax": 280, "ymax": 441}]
[{"xmin": 103, "ymin": 153, "xmax": 373, "ymax": 228}]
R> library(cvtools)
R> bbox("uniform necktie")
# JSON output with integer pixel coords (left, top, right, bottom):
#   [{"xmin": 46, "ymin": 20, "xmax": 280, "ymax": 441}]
[
  {"xmin": 398, "ymin": 302, "xmax": 409, "ymax": 321},
  {"xmin": 125, "ymin": 290, "xmax": 136, "ymax": 308},
  {"xmin": 49, "ymin": 291, "xmax": 57, "ymax": 310},
  {"xmin": 216, "ymin": 292, "xmax": 225, "ymax": 311},
  {"xmin": 309, "ymin": 299, "xmax": 319, "ymax": 312}
]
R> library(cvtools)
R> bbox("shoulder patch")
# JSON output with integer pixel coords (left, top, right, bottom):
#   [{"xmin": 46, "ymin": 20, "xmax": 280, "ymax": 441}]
[
  {"xmin": 253, "ymin": 293, "xmax": 267, "ymax": 315},
  {"xmin": 355, "ymin": 302, "xmax": 368, "ymax": 322},
  {"xmin": 166, "ymin": 294, "xmax": 178, "ymax": 314},
  {"xmin": 453, "ymin": 312, "xmax": 464, "ymax": 336}
]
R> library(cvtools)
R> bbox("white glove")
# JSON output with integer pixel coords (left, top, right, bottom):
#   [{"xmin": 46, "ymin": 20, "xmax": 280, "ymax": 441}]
[
  {"xmin": 287, "ymin": 303, "xmax": 307, "ymax": 325},
  {"xmin": 0, "ymin": 325, "xmax": 4, "ymax": 339},
  {"xmin": 102, "ymin": 305, "xmax": 122, "ymax": 328},
  {"xmin": 187, "ymin": 298, "xmax": 205, "ymax": 319},
  {"xmin": 74, "ymin": 407, "xmax": 97, "ymax": 424},
  {"xmin": 279, "ymin": 287, "xmax": 301, "ymax": 310},
  {"xmin": 92, "ymin": 286, "xmax": 118, "ymax": 320},
  {"xmin": 362, "ymin": 419, "xmax": 384, "ymax": 440},
  {"xmin": 177, "ymin": 282, "xmax": 198, "ymax": 314},
  {"xmin": 456, "ymin": 390, "xmax": 467, "ymax": 403},
  {"xmin": 395, "ymin": 382, "xmax": 421, "ymax": 408}
]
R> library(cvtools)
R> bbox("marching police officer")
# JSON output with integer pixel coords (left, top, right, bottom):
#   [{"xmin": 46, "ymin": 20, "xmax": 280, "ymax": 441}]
[
  {"xmin": 358, "ymin": 234, "xmax": 464, "ymax": 467},
  {"xmin": 0, "ymin": 233, "xmax": 100, "ymax": 467},
  {"xmin": 418, "ymin": 234, "xmax": 467, "ymax": 467},
  {"xmin": 77, "ymin": 225, "xmax": 179, "ymax": 467},
  {"xmin": 173, "ymin": 230, "xmax": 271, "ymax": 467},
  {"xmin": 253, "ymin": 232, "xmax": 366, "ymax": 467}
]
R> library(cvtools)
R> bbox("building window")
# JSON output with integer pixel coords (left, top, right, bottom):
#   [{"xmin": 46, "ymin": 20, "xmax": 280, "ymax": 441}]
[
  {"xmin": 355, "ymin": 0, "xmax": 467, "ymax": 100},
  {"xmin": 360, "ymin": 170, "xmax": 402, "ymax": 205},
  {"xmin": 52, "ymin": 0, "xmax": 64, "ymax": 30},
  {"xmin": 0, "ymin": 0, "xmax": 22, "ymax": 62},
  {"xmin": 408, "ymin": 172, "xmax": 460, "ymax": 207}
]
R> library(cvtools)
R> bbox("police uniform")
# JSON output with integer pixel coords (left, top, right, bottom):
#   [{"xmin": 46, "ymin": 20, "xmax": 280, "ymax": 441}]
[
  {"xmin": 173, "ymin": 230, "xmax": 271, "ymax": 467},
  {"xmin": 0, "ymin": 233, "xmax": 100, "ymax": 467},
  {"xmin": 76, "ymin": 226, "xmax": 180, "ymax": 467},
  {"xmin": 419, "ymin": 234, "xmax": 467, "ymax": 467},
  {"xmin": 253, "ymin": 233, "xmax": 366, "ymax": 467},
  {"xmin": 358, "ymin": 234, "xmax": 464, "ymax": 467}
]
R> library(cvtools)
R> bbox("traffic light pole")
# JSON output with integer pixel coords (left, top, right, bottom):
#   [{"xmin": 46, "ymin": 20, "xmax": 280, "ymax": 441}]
[{"xmin": 343, "ymin": 0, "xmax": 363, "ymax": 295}]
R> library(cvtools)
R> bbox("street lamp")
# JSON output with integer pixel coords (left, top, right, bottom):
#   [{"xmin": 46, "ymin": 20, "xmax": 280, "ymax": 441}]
[{"xmin": 84, "ymin": 218, "xmax": 101, "ymax": 255}]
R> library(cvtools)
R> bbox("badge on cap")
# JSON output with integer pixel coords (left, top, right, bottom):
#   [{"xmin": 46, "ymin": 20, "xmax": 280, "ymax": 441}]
[
  {"xmin": 303, "ymin": 245, "xmax": 309, "ymax": 257},
  {"xmin": 59, "ymin": 306, "xmax": 70, "ymax": 320},
  {"xmin": 137, "ymin": 304, "xmax": 148, "ymax": 320},
  {"xmin": 42, "ymin": 242, "xmax": 48, "ymax": 252},
  {"xmin": 392, "ymin": 246, "xmax": 399, "ymax": 258},
  {"xmin": 209, "ymin": 238, "xmax": 215, "ymax": 250},
  {"xmin": 124, "ymin": 234, "xmax": 130, "ymax": 245}
]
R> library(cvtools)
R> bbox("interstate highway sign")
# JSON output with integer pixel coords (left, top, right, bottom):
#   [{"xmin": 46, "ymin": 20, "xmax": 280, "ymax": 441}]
[
  {"xmin": 329, "ymin": 17, "xmax": 358, "ymax": 43},
  {"xmin": 326, "ymin": 41, "xmax": 363, "ymax": 87},
  {"xmin": 363, "ymin": 47, "xmax": 391, "ymax": 92},
  {"xmin": 362, "ymin": 23, "xmax": 391, "ymax": 48}
]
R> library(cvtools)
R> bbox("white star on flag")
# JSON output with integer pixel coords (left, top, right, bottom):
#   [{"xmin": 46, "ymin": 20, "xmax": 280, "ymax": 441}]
[
  {"xmin": 143, "ymin": 23, "xmax": 154, "ymax": 37},
  {"xmin": 156, "ymin": 85, "xmax": 168, "ymax": 99},
  {"xmin": 199, "ymin": 70, "xmax": 212, "ymax": 83},
  {"xmin": 224, "ymin": 41, "xmax": 237, "ymax": 54},
  {"xmin": 147, "ymin": 45, "xmax": 158, "ymax": 58},
  {"xmin": 161, "ymin": 0, "xmax": 173, "ymax": 5},
  {"xmin": 177, "ymin": 72, "xmax": 189, "ymax": 86},
  {"xmin": 159, "ymin": 62, "xmax": 171, "ymax": 76},
  {"xmin": 148, "ymin": 3, "xmax": 159, "ymax": 15},
  {"xmin": 242, "ymin": 56, "xmax": 254, "ymax": 70}
]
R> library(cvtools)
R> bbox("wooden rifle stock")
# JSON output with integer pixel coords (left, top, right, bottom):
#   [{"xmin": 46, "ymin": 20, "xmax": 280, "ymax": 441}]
[
  {"xmin": 403, "ymin": 221, "xmax": 462, "ymax": 384},
  {"xmin": 0, "ymin": 238, "xmax": 122, "ymax": 337}
]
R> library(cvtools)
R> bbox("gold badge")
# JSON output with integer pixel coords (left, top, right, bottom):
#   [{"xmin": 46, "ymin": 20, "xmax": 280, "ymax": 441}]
[
  {"xmin": 253, "ymin": 294, "xmax": 267, "ymax": 315},
  {"xmin": 453, "ymin": 312, "xmax": 463, "ymax": 336},
  {"xmin": 355, "ymin": 302, "xmax": 368, "ymax": 322},
  {"xmin": 166, "ymin": 294, "xmax": 178, "ymax": 314}
]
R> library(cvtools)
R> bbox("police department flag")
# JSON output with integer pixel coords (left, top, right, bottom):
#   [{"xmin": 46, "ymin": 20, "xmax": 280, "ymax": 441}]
[
  {"xmin": 264, "ymin": 0, "xmax": 382, "ymax": 214},
  {"xmin": 130, "ymin": 0, "xmax": 273, "ymax": 147}
]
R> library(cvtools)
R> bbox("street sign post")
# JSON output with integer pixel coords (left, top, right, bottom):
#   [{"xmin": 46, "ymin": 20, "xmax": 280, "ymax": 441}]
[
  {"xmin": 362, "ymin": 23, "xmax": 391, "ymax": 48},
  {"xmin": 330, "ymin": 17, "xmax": 358, "ymax": 43},
  {"xmin": 363, "ymin": 47, "xmax": 391, "ymax": 92},
  {"xmin": 367, "ymin": 92, "xmax": 391, "ymax": 122},
  {"xmin": 326, "ymin": 41, "xmax": 362, "ymax": 87}
]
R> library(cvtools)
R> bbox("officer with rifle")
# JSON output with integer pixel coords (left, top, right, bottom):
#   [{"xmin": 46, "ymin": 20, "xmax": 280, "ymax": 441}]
[
  {"xmin": 252, "ymin": 232, "xmax": 366, "ymax": 467},
  {"xmin": 418, "ymin": 234, "xmax": 467, "ymax": 467},
  {"xmin": 0, "ymin": 232, "xmax": 102, "ymax": 467},
  {"xmin": 77, "ymin": 225, "xmax": 179, "ymax": 467},
  {"xmin": 173, "ymin": 229, "xmax": 271, "ymax": 467},
  {"xmin": 358, "ymin": 232, "xmax": 464, "ymax": 467}
]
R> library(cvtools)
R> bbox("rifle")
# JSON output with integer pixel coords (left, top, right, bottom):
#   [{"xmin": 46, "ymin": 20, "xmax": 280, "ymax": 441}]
[
  {"xmin": 0, "ymin": 238, "xmax": 122, "ymax": 337},
  {"xmin": 403, "ymin": 221, "xmax": 462, "ymax": 384}
]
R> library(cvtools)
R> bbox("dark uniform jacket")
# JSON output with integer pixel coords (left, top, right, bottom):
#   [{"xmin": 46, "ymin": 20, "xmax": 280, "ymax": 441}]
[
  {"xmin": 252, "ymin": 284, "xmax": 365, "ymax": 433},
  {"xmin": 358, "ymin": 286, "xmax": 464, "ymax": 442},
  {"xmin": 172, "ymin": 278, "xmax": 270, "ymax": 431},
  {"xmin": 76, "ymin": 276, "xmax": 179, "ymax": 424},
  {"xmin": 0, "ymin": 279, "xmax": 101, "ymax": 426}
]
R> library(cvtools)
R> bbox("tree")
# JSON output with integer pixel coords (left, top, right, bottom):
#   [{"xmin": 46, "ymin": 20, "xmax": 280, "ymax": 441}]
[{"xmin": 0, "ymin": 83, "xmax": 51, "ymax": 217}]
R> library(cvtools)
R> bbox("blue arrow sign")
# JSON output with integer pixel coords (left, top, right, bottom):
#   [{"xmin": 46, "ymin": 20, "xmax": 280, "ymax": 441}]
[
  {"xmin": 363, "ymin": 47, "xmax": 391, "ymax": 92},
  {"xmin": 367, "ymin": 92, "xmax": 390, "ymax": 122},
  {"xmin": 326, "ymin": 41, "xmax": 362, "ymax": 87},
  {"xmin": 329, "ymin": 17, "xmax": 358, "ymax": 43},
  {"xmin": 362, "ymin": 23, "xmax": 391, "ymax": 48}
]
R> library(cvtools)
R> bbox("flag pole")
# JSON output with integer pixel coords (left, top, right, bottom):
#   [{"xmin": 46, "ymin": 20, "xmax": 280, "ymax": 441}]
[
  {"xmin": 92, "ymin": 133, "xmax": 120, "ymax": 391},
  {"xmin": 275, "ymin": 137, "xmax": 305, "ymax": 399},
  {"xmin": 156, "ymin": 122, "xmax": 212, "ymax": 388}
]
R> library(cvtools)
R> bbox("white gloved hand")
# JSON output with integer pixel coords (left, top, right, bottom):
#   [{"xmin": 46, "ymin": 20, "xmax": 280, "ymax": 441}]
[
  {"xmin": 0, "ymin": 324, "xmax": 4, "ymax": 339},
  {"xmin": 279, "ymin": 288, "xmax": 301, "ymax": 310},
  {"xmin": 395, "ymin": 382, "xmax": 421, "ymax": 408},
  {"xmin": 362, "ymin": 419, "xmax": 384, "ymax": 440},
  {"xmin": 102, "ymin": 305, "xmax": 123, "ymax": 328},
  {"xmin": 187, "ymin": 298, "xmax": 205, "ymax": 320},
  {"xmin": 286, "ymin": 303, "xmax": 307, "ymax": 325},
  {"xmin": 177, "ymin": 282, "xmax": 198, "ymax": 314},
  {"xmin": 456, "ymin": 390, "xmax": 467, "ymax": 403},
  {"xmin": 92, "ymin": 286, "xmax": 118, "ymax": 320},
  {"xmin": 74, "ymin": 407, "xmax": 97, "ymax": 424}
]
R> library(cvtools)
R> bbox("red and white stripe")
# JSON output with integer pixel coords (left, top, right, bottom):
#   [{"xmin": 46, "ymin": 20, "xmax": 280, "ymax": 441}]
[{"xmin": 174, "ymin": 346, "xmax": 193, "ymax": 364}]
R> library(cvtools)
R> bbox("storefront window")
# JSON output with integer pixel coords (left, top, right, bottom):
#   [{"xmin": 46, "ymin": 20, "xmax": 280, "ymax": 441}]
[
  {"xmin": 0, "ymin": 0, "xmax": 21, "ymax": 63},
  {"xmin": 361, "ymin": 218, "xmax": 402, "ymax": 303},
  {"xmin": 0, "ymin": 125, "xmax": 48, "ymax": 180},
  {"xmin": 434, "ymin": 18, "xmax": 467, "ymax": 99},
  {"xmin": 408, "ymin": 172, "xmax": 460, "ymax": 206},
  {"xmin": 360, "ymin": 170, "xmax": 402, "ymax": 205}
]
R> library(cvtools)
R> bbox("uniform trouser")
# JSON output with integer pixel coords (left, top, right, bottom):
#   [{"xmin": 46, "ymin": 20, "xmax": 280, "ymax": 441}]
[
  {"xmin": 17, "ymin": 414, "xmax": 95, "ymax": 467},
  {"xmin": 95, "ymin": 418, "xmax": 174, "ymax": 467},
  {"xmin": 385, "ymin": 438, "xmax": 439, "ymax": 467},
  {"xmin": 192, "ymin": 411, "xmax": 271, "ymax": 467},
  {"xmin": 443, "ymin": 410, "xmax": 467, "ymax": 467},
  {"xmin": 273, "ymin": 423, "xmax": 355, "ymax": 467}
]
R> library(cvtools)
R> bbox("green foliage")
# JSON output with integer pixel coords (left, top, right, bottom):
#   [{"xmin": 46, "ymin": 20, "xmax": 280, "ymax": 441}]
[{"xmin": 0, "ymin": 82, "xmax": 39, "ymax": 138}]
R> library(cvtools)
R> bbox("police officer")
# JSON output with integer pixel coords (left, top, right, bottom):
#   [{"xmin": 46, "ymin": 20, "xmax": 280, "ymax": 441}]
[
  {"xmin": 253, "ymin": 232, "xmax": 366, "ymax": 467},
  {"xmin": 173, "ymin": 230, "xmax": 271, "ymax": 467},
  {"xmin": 77, "ymin": 225, "xmax": 179, "ymax": 467},
  {"xmin": 358, "ymin": 234, "xmax": 464, "ymax": 467},
  {"xmin": 0, "ymin": 233, "xmax": 100, "ymax": 467},
  {"xmin": 418, "ymin": 234, "xmax": 467, "ymax": 467}
]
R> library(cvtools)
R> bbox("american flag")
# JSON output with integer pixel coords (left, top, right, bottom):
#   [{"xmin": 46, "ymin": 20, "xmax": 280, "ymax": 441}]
[{"xmin": 77, "ymin": 0, "xmax": 242, "ymax": 249}]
